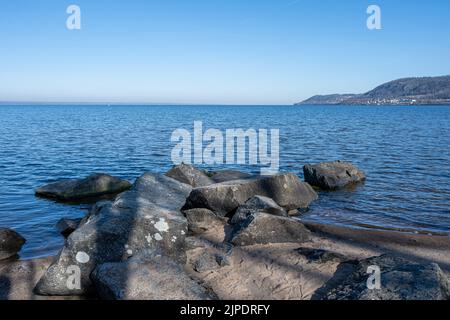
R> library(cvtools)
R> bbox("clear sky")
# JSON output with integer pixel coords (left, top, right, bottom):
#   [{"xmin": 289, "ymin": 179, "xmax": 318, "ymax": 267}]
[{"xmin": 1, "ymin": 0, "xmax": 450, "ymax": 104}]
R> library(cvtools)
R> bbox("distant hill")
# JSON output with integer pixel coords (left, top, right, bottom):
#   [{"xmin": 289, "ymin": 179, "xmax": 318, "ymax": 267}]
[{"xmin": 296, "ymin": 75, "xmax": 450, "ymax": 105}]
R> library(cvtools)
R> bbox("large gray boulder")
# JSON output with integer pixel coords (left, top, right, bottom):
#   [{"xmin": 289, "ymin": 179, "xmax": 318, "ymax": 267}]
[
  {"xmin": 35, "ymin": 174, "xmax": 132, "ymax": 202},
  {"xmin": 35, "ymin": 173, "xmax": 192, "ymax": 296},
  {"xmin": 322, "ymin": 255, "xmax": 450, "ymax": 300},
  {"xmin": 210, "ymin": 170, "xmax": 252, "ymax": 183},
  {"xmin": 0, "ymin": 228, "xmax": 26, "ymax": 261},
  {"xmin": 183, "ymin": 208, "xmax": 227, "ymax": 234},
  {"xmin": 229, "ymin": 212, "xmax": 311, "ymax": 246},
  {"xmin": 166, "ymin": 164, "xmax": 214, "ymax": 187},
  {"xmin": 303, "ymin": 161, "xmax": 365, "ymax": 190},
  {"xmin": 184, "ymin": 173, "xmax": 318, "ymax": 217},
  {"xmin": 91, "ymin": 250, "xmax": 216, "ymax": 300},
  {"xmin": 231, "ymin": 195, "xmax": 288, "ymax": 224}
]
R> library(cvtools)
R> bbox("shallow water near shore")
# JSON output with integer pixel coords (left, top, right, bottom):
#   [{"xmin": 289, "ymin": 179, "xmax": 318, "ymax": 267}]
[{"xmin": 0, "ymin": 104, "xmax": 449, "ymax": 259}]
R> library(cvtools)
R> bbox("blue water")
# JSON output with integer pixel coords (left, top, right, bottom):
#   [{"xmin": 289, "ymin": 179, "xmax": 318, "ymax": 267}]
[{"xmin": 0, "ymin": 105, "xmax": 449, "ymax": 259}]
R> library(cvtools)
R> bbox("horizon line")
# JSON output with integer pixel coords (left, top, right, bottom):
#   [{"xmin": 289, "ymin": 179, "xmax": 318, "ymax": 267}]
[{"xmin": 0, "ymin": 101, "xmax": 296, "ymax": 106}]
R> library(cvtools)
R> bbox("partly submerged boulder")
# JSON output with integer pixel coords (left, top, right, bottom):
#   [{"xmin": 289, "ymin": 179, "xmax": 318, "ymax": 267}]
[
  {"xmin": 184, "ymin": 173, "xmax": 318, "ymax": 217},
  {"xmin": 166, "ymin": 164, "xmax": 214, "ymax": 187},
  {"xmin": 229, "ymin": 212, "xmax": 311, "ymax": 246},
  {"xmin": 35, "ymin": 173, "xmax": 191, "ymax": 296},
  {"xmin": 210, "ymin": 170, "xmax": 252, "ymax": 183},
  {"xmin": 35, "ymin": 174, "xmax": 132, "ymax": 202},
  {"xmin": 303, "ymin": 161, "xmax": 365, "ymax": 190},
  {"xmin": 183, "ymin": 208, "xmax": 227, "ymax": 234},
  {"xmin": 322, "ymin": 254, "xmax": 450, "ymax": 300},
  {"xmin": 91, "ymin": 250, "xmax": 216, "ymax": 300},
  {"xmin": 230, "ymin": 195, "xmax": 288, "ymax": 225},
  {"xmin": 0, "ymin": 228, "xmax": 26, "ymax": 261}
]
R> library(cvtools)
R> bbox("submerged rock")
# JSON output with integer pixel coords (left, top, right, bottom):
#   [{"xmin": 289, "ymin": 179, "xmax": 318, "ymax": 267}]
[
  {"xmin": 229, "ymin": 212, "xmax": 311, "ymax": 246},
  {"xmin": 183, "ymin": 208, "xmax": 227, "ymax": 234},
  {"xmin": 56, "ymin": 218, "xmax": 82, "ymax": 238},
  {"xmin": 91, "ymin": 250, "xmax": 216, "ymax": 300},
  {"xmin": 35, "ymin": 173, "xmax": 191, "ymax": 296},
  {"xmin": 303, "ymin": 161, "xmax": 365, "ymax": 190},
  {"xmin": 35, "ymin": 173, "xmax": 132, "ymax": 202},
  {"xmin": 166, "ymin": 164, "xmax": 214, "ymax": 187},
  {"xmin": 210, "ymin": 170, "xmax": 252, "ymax": 183},
  {"xmin": 184, "ymin": 173, "xmax": 318, "ymax": 217},
  {"xmin": 0, "ymin": 228, "xmax": 26, "ymax": 261},
  {"xmin": 322, "ymin": 254, "xmax": 450, "ymax": 300},
  {"xmin": 231, "ymin": 195, "xmax": 287, "ymax": 225}
]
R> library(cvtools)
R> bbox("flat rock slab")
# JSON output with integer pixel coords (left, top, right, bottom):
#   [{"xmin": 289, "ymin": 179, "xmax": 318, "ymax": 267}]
[
  {"xmin": 91, "ymin": 251, "xmax": 216, "ymax": 300},
  {"xmin": 229, "ymin": 212, "xmax": 311, "ymax": 246},
  {"xmin": 184, "ymin": 173, "xmax": 318, "ymax": 217},
  {"xmin": 0, "ymin": 228, "xmax": 26, "ymax": 261},
  {"xmin": 295, "ymin": 248, "xmax": 348, "ymax": 264},
  {"xmin": 321, "ymin": 254, "xmax": 450, "ymax": 300},
  {"xmin": 35, "ymin": 173, "xmax": 132, "ymax": 202},
  {"xmin": 303, "ymin": 161, "xmax": 365, "ymax": 190},
  {"xmin": 166, "ymin": 164, "xmax": 214, "ymax": 187},
  {"xmin": 35, "ymin": 173, "xmax": 191, "ymax": 296}
]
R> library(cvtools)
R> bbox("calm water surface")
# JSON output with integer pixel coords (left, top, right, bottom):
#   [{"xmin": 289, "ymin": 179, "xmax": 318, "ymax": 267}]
[{"xmin": 0, "ymin": 105, "xmax": 449, "ymax": 259}]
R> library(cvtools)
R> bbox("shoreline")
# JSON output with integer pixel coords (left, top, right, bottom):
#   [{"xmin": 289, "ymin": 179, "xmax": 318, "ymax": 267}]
[
  {"xmin": 2, "ymin": 222, "xmax": 449, "ymax": 300},
  {"xmin": 1, "ymin": 165, "xmax": 449, "ymax": 300}
]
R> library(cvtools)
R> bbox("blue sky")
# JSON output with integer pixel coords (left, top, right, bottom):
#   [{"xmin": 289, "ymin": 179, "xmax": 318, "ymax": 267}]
[{"xmin": 1, "ymin": 0, "xmax": 449, "ymax": 104}]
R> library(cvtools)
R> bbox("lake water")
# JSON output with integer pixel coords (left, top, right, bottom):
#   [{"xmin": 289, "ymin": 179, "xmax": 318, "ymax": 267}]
[{"xmin": 0, "ymin": 105, "xmax": 449, "ymax": 259}]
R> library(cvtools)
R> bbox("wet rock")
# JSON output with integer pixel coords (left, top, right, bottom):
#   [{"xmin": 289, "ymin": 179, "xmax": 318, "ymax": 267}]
[
  {"xmin": 56, "ymin": 218, "xmax": 82, "ymax": 238},
  {"xmin": 166, "ymin": 164, "xmax": 214, "ymax": 187},
  {"xmin": 35, "ymin": 174, "xmax": 132, "ymax": 202},
  {"xmin": 35, "ymin": 173, "xmax": 191, "ymax": 296},
  {"xmin": 0, "ymin": 228, "xmax": 26, "ymax": 261},
  {"xmin": 210, "ymin": 170, "xmax": 252, "ymax": 183},
  {"xmin": 303, "ymin": 161, "xmax": 365, "ymax": 190},
  {"xmin": 184, "ymin": 173, "xmax": 318, "ymax": 217},
  {"xmin": 229, "ymin": 212, "xmax": 311, "ymax": 246},
  {"xmin": 91, "ymin": 250, "xmax": 216, "ymax": 300},
  {"xmin": 295, "ymin": 248, "xmax": 348, "ymax": 264},
  {"xmin": 183, "ymin": 208, "xmax": 227, "ymax": 234},
  {"xmin": 321, "ymin": 255, "xmax": 450, "ymax": 300},
  {"xmin": 231, "ymin": 195, "xmax": 287, "ymax": 225}
]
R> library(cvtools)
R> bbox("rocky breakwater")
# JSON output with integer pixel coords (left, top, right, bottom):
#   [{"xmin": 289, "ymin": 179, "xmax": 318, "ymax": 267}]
[{"xmin": 2, "ymin": 162, "xmax": 449, "ymax": 300}]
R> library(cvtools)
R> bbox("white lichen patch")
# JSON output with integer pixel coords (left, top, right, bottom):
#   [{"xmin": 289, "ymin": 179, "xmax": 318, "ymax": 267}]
[
  {"xmin": 145, "ymin": 234, "xmax": 152, "ymax": 244},
  {"xmin": 75, "ymin": 251, "xmax": 90, "ymax": 264},
  {"xmin": 154, "ymin": 233, "xmax": 163, "ymax": 241},
  {"xmin": 154, "ymin": 218, "xmax": 169, "ymax": 233},
  {"xmin": 171, "ymin": 236, "xmax": 177, "ymax": 243},
  {"xmin": 126, "ymin": 249, "xmax": 133, "ymax": 255},
  {"xmin": 181, "ymin": 230, "xmax": 185, "ymax": 235}
]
